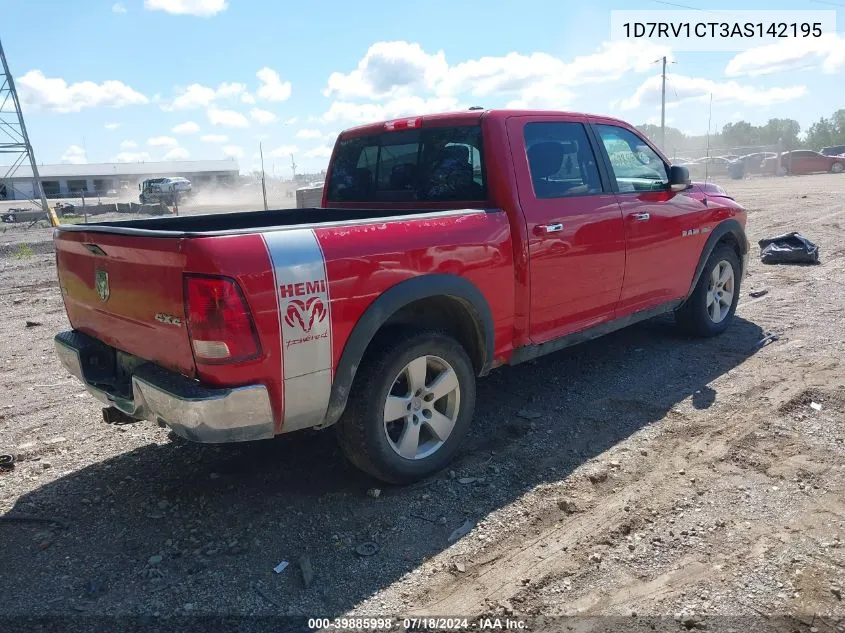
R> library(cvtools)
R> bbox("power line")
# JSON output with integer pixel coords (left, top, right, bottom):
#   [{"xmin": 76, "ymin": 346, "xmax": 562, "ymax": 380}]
[
  {"xmin": 651, "ymin": 0, "xmax": 732, "ymax": 15},
  {"xmin": 809, "ymin": 0, "xmax": 845, "ymax": 8}
]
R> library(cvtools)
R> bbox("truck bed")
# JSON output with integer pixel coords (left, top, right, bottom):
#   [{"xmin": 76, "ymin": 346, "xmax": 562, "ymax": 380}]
[{"xmin": 55, "ymin": 206, "xmax": 481, "ymax": 236}]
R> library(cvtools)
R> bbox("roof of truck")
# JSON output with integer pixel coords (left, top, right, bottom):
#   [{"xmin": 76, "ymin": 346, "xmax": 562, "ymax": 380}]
[{"xmin": 339, "ymin": 109, "xmax": 633, "ymax": 139}]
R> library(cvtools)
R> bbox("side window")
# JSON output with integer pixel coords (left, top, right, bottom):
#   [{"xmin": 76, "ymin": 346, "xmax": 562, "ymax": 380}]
[
  {"xmin": 596, "ymin": 124, "xmax": 669, "ymax": 193},
  {"xmin": 523, "ymin": 122, "xmax": 603, "ymax": 199}
]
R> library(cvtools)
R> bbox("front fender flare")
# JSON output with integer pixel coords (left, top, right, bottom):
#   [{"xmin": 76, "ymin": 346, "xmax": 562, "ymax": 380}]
[{"xmin": 686, "ymin": 219, "xmax": 748, "ymax": 299}]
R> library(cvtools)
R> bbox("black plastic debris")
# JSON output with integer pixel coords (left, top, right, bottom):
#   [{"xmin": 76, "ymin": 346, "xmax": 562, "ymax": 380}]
[{"xmin": 758, "ymin": 232, "xmax": 819, "ymax": 265}]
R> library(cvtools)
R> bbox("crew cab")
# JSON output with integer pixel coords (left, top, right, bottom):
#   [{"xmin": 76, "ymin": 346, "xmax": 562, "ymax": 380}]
[{"xmin": 53, "ymin": 109, "xmax": 749, "ymax": 483}]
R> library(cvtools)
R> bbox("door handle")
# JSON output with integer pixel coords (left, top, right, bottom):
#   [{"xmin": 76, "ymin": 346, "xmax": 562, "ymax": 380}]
[
  {"xmin": 537, "ymin": 223, "xmax": 564, "ymax": 233},
  {"xmin": 632, "ymin": 212, "xmax": 650, "ymax": 221}
]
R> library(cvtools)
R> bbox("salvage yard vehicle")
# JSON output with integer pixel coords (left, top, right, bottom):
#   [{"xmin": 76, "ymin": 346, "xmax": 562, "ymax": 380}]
[
  {"xmin": 728, "ymin": 152, "xmax": 777, "ymax": 180},
  {"xmin": 52, "ymin": 109, "xmax": 749, "ymax": 483},
  {"xmin": 762, "ymin": 150, "xmax": 845, "ymax": 175},
  {"xmin": 138, "ymin": 177, "xmax": 192, "ymax": 205}
]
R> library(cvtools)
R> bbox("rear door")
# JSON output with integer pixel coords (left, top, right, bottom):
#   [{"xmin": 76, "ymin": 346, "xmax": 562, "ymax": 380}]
[
  {"xmin": 506, "ymin": 115, "xmax": 625, "ymax": 342},
  {"xmin": 808, "ymin": 151, "xmax": 832, "ymax": 172},
  {"xmin": 592, "ymin": 121, "xmax": 709, "ymax": 315}
]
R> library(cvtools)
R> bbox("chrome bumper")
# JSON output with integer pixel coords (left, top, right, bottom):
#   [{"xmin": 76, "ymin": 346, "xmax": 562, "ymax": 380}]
[{"xmin": 55, "ymin": 331, "xmax": 275, "ymax": 443}]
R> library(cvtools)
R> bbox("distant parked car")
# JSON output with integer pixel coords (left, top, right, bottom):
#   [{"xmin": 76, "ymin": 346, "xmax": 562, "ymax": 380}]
[
  {"xmin": 728, "ymin": 152, "xmax": 778, "ymax": 180},
  {"xmin": 762, "ymin": 150, "xmax": 845, "ymax": 175},
  {"xmin": 685, "ymin": 156, "xmax": 731, "ymax": 179},
  {"xmin": 820, "ymin": 145, "xmax": 845, "ymax": 157}
]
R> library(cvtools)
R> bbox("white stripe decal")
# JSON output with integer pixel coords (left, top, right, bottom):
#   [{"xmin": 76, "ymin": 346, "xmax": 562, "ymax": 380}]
[{"xmin": 262, "ymin": 229, "xmax": 333, "ymax": 432}]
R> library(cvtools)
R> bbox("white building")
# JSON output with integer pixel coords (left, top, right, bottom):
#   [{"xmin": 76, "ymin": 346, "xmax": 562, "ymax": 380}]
[{"xmin": 0, "ymin": 160, "xmax": 240, "ymax": 201}]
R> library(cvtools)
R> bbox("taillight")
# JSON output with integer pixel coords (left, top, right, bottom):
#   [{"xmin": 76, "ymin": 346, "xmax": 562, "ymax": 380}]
[{"xmin": 184, "ymin": 275, "xmax": 261, "ymax": 364}]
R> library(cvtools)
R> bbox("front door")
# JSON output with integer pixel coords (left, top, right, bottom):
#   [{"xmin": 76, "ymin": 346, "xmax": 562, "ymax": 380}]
[
  {"xmin": 592, "ymin": 122, "xmax": 710, "ymax": 316},
  {"xmin": 506, "ymin": 116, "xmax": 625, "ymax": 342}
]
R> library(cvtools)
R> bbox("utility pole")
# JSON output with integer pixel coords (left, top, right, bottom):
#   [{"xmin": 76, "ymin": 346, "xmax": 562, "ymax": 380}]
[
  {"xmin": 660, "ymin": 55, "xmax": 667, "ymax": 151},
  {"xmin": 290, "ymin": 153, "xmax": 297, "ymax": 181},
  {"xmin": 259, "ymin": 142, "xmax": 268, "ymax": 211},
  {"xmin": 0, "ymin": 37, "xmax": 50, "ymax": 221}
]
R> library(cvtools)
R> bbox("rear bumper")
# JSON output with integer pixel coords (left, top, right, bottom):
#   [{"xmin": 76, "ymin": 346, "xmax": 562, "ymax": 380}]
[{"xmin": 55, "ymin": 331, "xmax": 275, "ymax": 443}]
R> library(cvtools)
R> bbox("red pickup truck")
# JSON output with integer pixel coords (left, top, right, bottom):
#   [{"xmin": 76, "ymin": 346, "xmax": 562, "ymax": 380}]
[{"xmin": 54, "ymin": 109, "xmax": 748, "ymax": 483}]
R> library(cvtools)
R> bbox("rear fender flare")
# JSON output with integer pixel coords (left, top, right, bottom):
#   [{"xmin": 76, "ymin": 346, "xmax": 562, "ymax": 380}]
[
  {"xmin": 686, "ymin": 219, "xmax": 748, "ymax": 298},
  {"xmin": 324, "ymin": 274, "xmax": 494, "ymax": 426}
]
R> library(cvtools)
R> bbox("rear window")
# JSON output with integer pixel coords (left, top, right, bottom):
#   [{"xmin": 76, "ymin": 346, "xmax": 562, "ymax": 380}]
[{"xmin": 326, "ymin": 126, "xmax": 486, "ymax": 203}]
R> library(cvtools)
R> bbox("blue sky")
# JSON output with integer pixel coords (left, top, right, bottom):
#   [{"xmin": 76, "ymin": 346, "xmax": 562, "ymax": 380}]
[{"xmin": 3, "ymin": 0, "xmax": 843, "ymax": 174}]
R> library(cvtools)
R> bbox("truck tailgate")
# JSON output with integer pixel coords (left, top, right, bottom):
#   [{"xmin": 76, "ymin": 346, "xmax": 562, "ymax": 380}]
[{"xmin": 55, "ymin": 231, "xmax": 196, "ymax": 377}]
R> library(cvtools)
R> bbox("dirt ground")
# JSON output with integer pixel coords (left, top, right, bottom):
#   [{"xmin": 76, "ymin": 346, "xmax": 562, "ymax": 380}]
[{"xmin": 0, "ymin": 174, "xmax": 843, "ymax": 632}]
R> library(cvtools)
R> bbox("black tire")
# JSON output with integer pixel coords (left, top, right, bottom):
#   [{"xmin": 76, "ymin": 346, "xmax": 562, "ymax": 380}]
[
  {"xmin": 831, "ymin": 161, "xmax": 844, "ymax": 174},
  {"xmin": 675, "ymin": 244, "xmax": 742, "ymax": 337},
  {"xmin": 335, "ymin": 329, "xmax": 476, "ymax": 484}
]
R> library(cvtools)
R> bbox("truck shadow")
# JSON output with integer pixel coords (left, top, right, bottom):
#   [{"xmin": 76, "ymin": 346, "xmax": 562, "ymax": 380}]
[{"xmin": 2, "ymin": 316, "xmax": 764, "ymax": 617}]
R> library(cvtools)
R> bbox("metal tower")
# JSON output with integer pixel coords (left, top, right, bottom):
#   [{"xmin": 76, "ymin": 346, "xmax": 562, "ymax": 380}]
[{"xmin": 0, "ymin": 36, "xmax": 49, "ymax": 216}]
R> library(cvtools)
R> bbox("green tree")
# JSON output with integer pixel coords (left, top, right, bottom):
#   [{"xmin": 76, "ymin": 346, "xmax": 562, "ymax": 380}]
[
  {"xmin": 802, "ymin": 109, "xmax": 845, "ymax": 149},
  {"xmin": 761, "ymin": 118, "xmax": 801, "ymax": 148},
  {"xmin": 721, "ymin": 121, "xmax": 758, "ymax": 147}
]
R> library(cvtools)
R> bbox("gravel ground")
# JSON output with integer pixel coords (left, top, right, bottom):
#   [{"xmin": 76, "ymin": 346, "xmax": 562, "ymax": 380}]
[{"xmin": 0, "ymin": 174, "xmax": 843, "ymax": 632}]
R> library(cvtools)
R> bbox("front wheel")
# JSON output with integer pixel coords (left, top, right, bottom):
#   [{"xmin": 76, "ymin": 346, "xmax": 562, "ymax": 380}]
[
  {"xmin": 675, "ymin": 244, "xmax": 742, "ymax": 337},
  {"xmin": 335, "ymin": 330, "xmax": 476, "ymax": 484},
  {"xmin": 831, "ymin": 162, "xmax": 844, "ymax": 174}
]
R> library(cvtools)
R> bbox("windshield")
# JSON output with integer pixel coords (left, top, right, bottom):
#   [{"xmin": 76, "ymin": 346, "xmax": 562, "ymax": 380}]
[{"xmin": 326, "ymin": 126, "xmax": 486, "ymax": 203}]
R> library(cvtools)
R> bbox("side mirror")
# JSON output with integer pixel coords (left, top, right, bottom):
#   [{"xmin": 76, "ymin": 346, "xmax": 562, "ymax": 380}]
[{"xmin": 668, "ymin": 165, "xmax": 691, "ymax": 192}]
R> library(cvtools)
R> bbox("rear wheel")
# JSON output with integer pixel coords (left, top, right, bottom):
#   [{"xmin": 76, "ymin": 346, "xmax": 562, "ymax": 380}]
[
  {"xmin": 831, "ymin": 162, "xmax": 844, "ymax": 174},
  {"xmin": 675, "ymin": 245, "xmax": 741, "ymax": 337},
  {"xmin": 335, "ymin": 330, "xmax": 476, "ymax": 484}
]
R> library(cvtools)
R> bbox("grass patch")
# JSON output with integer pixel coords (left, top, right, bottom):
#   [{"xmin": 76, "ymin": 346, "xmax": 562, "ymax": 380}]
[{"xmin": 13, "ymin": 243, "xmax": 34, "ymax": 259}]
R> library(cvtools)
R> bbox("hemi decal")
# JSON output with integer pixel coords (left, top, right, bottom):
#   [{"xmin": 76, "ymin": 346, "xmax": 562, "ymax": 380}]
[{"xmin": 262, "ymin": 229, "xmax": 333, "ymax": 433}]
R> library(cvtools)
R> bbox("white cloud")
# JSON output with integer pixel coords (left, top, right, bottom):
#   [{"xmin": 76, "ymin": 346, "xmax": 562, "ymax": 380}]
[
  {"xmin": 163, "ymin": 82, "xmax": 245, "ymax": 111},
  {"xmin": 296, "ymin": 129, "xmax": 324, "ymax": 140},
  {"xmin": 114, "ymin": 151, "xmax": 151, "ymax": 162},
  {"xmin": 645, "ymin": 115, "xmax": 676, "ymax": 126},
  {"xmin": 269, "ymin": 144, "xmax": 299, "ymax": 158},
  {"xmin": 216, "ymin": 82, "xmax": 246, "ymax": 98},
  {"xmin": 283, "ymin": 117, "xmax": 298, "ymax": 125},
  {"xmin": 164, "ymin": 84, "xmax": 215, "ymax": 110},
  {"xmin": 305, "ymin": 145, "xmax": 333, "ymax": 159},
  {"xmin": 61, "ymin": 145, "xmax": 87, "ymax": 164},
  {"xmin": 321, "ymin": 95, "xmax": 462, "ymax": 125},
  {"xmin": 104, "ymin": 122, "xmax": 121, "ymax": 130},
  {"xmin": 725, "ymin": 34, "xmax": 845, "ymax": 77},
  {"xmin": 250, "ymin": 108, "xmax": 277, "ymax": 124},
  {"xmin": 172, "ymin": 120, "xmax": 200, "ymax": 134},
  {"xmin": 322, "ymin": 39, "xmax": 669, "ymax": 112},
  {"xmin": 241, "ymin": 92, "xmax": 256, "ymax": 104},
  {"xmin": 148, "ymin": 135, "xmax": 179, "ymax": 147},
  {"xmin": 163, "ymin": 146, "xmax": 190, "ymax": 160},
  {"xmin": 504, "ymin": 83, "xmax": 574, "ymax": 110},
  {"xmin": 17, "ymin": 70, "xmax": 148, "ymax": 113},
  {"xmin": 207, "ymin": 107, "xmax": 249, "ymax": 127},
  {"xmin": 201, "ymin": 134, "xmax": 229, "ymax": 143},
  {"xmin": 144, "ymin": 0, "xmax": 227, "ymax": 17},
  {"xmin": 112, "ymin": 2, "xmax": 127, "ymax": 12},
  {"xmin": 620, "ymin": 74, "xmax": 807, "ymax": 110},
  {"xmin": 256, "ymin": 67, "xmax": 292, "ymax": 102},
  {"xmin": 325, "ymin": 41, "xmax": 449, "ymax": 100},
  {"xmin": 120, "ymin": 139, "xmax": 138, "ymax": 149},
  {"xmin": 223, "ymin": 145, "xmax": 245, "ymax": 158}
]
